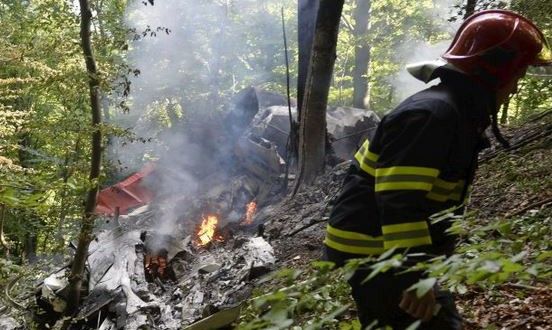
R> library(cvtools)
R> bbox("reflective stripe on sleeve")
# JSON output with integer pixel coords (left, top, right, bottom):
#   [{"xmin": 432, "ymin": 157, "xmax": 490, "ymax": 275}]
[
  {"xmin": 354, "ymin": 140, "xmax": 379, "ymax": 176},
  {"xmin": 426, "ymin": 179, "xmax": 465, "ymax": 202},
  {"xmin": 375, "ymin": 166, "xmax": 439, "ymax": 192},
  {"xmin": 324, "ymin": 225, "xmax": 385, "ymax": 255},
  {"xmin": 382, "ymin": 221, "xmax": 432, "ymax": 249}
]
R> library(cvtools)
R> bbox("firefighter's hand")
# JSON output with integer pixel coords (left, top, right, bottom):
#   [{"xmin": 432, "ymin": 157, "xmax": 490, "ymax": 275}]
[{"xmin": 399, "ymin": 288, "xmax": 436, "ymax": 322}]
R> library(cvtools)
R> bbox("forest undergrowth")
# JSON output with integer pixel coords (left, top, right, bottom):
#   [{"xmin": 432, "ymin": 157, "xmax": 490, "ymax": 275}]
[
  {"xmin": 238, "ymin": 111, "xmax": 552, "ymax": 330},
  {"xmin": 1, "ymin": 113, "xmax": 551, "ymax": 329}
]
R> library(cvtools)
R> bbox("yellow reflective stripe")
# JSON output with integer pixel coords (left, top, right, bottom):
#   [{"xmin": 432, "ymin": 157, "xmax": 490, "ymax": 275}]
[
  {"xmin": 357, "ymin": 139, "xmax": 379, "ymax": 162},
  {"xmin": 354, "ymin": 140, "xmax": 368, "ymax": 164},
  {"xmin": 325, "ymin": 225, "xmax": 385, "ymax": 255},
  {"xmin": 327, "ymin": 233, "xmax": 383, "ymax": 247},
  {"xmin": 449, "ymin": 193, "xmax": 462, "ymax": 201},
  {"xmin": 433, "ymin": 178, "xmax": 457, "ymax": 190},
  {"xmin": 375, "ymin": 166, "xmax": 439, "ymax": 178},
  {"xmin": 426, "ymin": 179, "xmax": 465, "ymax": 202},
  {"xmin": 324, "ymin": 238, "xmax": 386, "ymax": 255},
  {"xmin": 383, "ymin": 236, "xmax": 432, "ymax": 249},
  {"xmin": 382, "ymin": 221, "xmax": 431, "ymax": 249},
  {"xmin": 382, "ymin": 221, "xmax": 428, "ymax": 234},
  {"xmin": 359, "ymin": 162, "xmax": 376, "ymax": 176},
  {"xmin": 354, "ymin": 140, "xmax": 379, "ymax": 177},
  {"xmin": 375, "ymin": 167, "xmax": 439, "ymax": 192},
  {"xmin": 327, "ymin": 225, "xmax": 382, "ymax": 241},
  {"xmin": 376, "ymin": 181, "xmax": 433, "ymax": 191},
  {"xmin": 365, "ymin": 149, "xmax": 379, "ymax": 162},
  {"xmin": 354, "ymin": 150, "xmax": 364, "ymax": 165},
  {"xmin": 426, "ymin": 191, "xmax": 449, "ymax": 202}
]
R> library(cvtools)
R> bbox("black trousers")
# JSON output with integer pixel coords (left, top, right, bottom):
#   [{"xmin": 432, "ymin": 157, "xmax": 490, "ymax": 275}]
[{"xmin": 347, "ymin": 269, "xmax": 463, "ymax": 330}]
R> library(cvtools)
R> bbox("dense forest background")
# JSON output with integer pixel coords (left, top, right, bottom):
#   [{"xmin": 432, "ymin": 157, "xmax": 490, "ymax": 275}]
[{"xmin": 0, "ymin": 0, "xmax": 551, "ymax": 328}]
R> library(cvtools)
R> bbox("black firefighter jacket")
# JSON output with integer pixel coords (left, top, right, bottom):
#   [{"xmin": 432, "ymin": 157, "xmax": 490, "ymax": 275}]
[{"xmin": 325, "ymin": 73, "xmax": 492, "ymax": 264}]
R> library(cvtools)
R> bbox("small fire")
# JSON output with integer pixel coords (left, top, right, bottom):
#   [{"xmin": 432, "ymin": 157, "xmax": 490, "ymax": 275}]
[
  {"xmin": 197, "ymin": 215, "xmax": 219, "ymax": 246},
  {"xmin": 144, "ymin": 254, "xmax": 168, "ymax": 281},
  {"xmin": 242, "ymin": 201, "xmax": 257, "ymax": 225}
]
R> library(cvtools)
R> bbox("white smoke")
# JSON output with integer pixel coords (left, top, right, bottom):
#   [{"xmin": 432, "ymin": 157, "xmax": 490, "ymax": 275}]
[
  {"xmin": 111, "ymin": 0, "xmax": 296, "ymax": 174},
  {"xmin": 390, "ymin": 0, "xmax": 463, "ymax": 102},
  {"xmin": 106, "ymin": 0, "xmax": 297, "ymax": 234}
]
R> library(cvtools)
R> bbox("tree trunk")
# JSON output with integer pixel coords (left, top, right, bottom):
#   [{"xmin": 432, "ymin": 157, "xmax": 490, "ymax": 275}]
[
  {"xmin": 295, "ymin": 0, "xmax": 344, "ymax": 190},
  {"xmin": 500, "ymin": 98, "xmax": 510, "ymax": 124},
  {"xmin": 23, "ymin": 233, "xmax": 37, "ymax": 263},
  {"xmin": 65, "ymin": 0, "xmax": 103, "ymax": 316},
  {"xmin": 464, "ymin": 0, "xmax": 477, "ymax": 18},
  {"xmin": 352, "ymin": 0, "xmax": 371, "ymax": 109},
  {"xmin": 297, "ymin": 0, "xmax": 319, "ymax": 121}
]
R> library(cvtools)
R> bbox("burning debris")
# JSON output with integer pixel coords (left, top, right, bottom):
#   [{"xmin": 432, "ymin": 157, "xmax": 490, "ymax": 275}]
[
  {"xmin": 242, "ymin": 201, "xmax": 257, "ymax": 225},
  {"xmin": 35, "ymin": 87, "xmax": 379, "ymax": 329},
  {"xmin": 38, "ymin": 204, "xmax": 276, "ymax": 329},
  {"xmin": 144, "ymin": 253, "xmax": 169, "ymax": 281},
  {"xmin": 195, "ymin": 214, "xmax": 222, "ymax": 247}
]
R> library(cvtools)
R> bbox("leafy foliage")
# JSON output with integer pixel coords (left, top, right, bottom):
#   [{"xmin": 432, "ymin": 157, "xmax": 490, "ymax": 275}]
[
  {"xmin": 0, "ymin": 0, "xmax": 129, "ymax": 260},
  {"xmin": 238, "ymin": 206, "xmax": 551, "ymax": 328},
  {"xmin": 239, "ymin": 261, "xmax": 356, "ymax": 330}
]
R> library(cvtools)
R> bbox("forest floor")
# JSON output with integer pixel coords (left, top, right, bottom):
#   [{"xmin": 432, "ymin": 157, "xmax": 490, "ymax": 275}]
[
  {"xmin": 2, "ymin": 112, "xmax": 550, "ymax": 329},
  {"xmin": 257, "ymin": 110, "xmax": 552, "ymax": 329}
]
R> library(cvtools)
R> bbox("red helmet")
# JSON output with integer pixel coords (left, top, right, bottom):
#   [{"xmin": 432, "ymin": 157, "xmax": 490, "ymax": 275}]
[{"xmin": 442, "ymin": 10, "xmax": 552, "ymax": 89}]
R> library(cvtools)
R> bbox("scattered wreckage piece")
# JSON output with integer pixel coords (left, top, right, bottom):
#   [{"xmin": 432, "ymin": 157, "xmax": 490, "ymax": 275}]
[
  {"xmin": 326, "ymin": 106, "xmax": 380, "ymax": 160},
  {"xmin": 38, "ymin": 202, "xmax": 276, "ymax": 329},
  {"xmin": 182, "ymin": 304, "xmax": 242, "ymax": 330},
  {"xmin": 246, "ymin": 104, "xmax": 380, "ymax": 163},
  {"xmin": 0, "ymin": 316, "xmax": 19, "ymax": 330}
]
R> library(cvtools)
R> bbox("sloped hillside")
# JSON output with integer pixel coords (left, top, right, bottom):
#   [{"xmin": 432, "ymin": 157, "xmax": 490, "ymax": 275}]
[
  {"xmin": 459, "ymin": 111, "xmax": 552, "ymax": 329},
  {"xmin": 249, "ymin": 110, "xmax": 552, "ymax": 329}
]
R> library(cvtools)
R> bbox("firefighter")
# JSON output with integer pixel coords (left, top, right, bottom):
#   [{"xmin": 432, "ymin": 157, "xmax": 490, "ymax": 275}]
[{"xmin": 323, "ymin": 10, "xmax": 551, "ymax": 329}]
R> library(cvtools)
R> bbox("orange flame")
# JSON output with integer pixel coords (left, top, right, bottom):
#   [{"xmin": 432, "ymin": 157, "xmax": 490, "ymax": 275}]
[
  {"xmin": 197, "ymin": 215, "xmax": 219, "ymax": 246},
  {"xmin": 242, "ymin": 201, "xmax": 257, "ymax": 225}
]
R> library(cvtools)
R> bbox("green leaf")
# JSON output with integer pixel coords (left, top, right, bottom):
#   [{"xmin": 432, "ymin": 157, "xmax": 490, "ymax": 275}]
[
  {"xmin": 377, "ymin": 246, "xmax": 398, "ymax": 261},
  {"xmin": 526, "ymin": 265, "xmax": 539, "ymax": 276},
  {"xmin": 537, "ymin": 251, "xmax": 552, "ymax": 262},
  {"xmin": 311, "ymin": 260, "xmax": 335, "ymax": 273},
  {"xmin": 405, "ymin": 320, "xmax": 421, "ymax": 330},
  {"xmin": 510, "ymin": 251, "xmax": 528, "ymax": 263},
  {"xmin": 407, "ymin": 278, "xmax": 436, "ymax": 298},
  {"xmin": 305, "ymin": 303, "xmax": 351, "ymax": 330},
  {"xmin": 480, "ymin": 260, "xmax": 501, "ymax": 273},
  {"xmin": 253, "ymin": 291, "xmax": 287, "ymax": 309},
  {"xmin": 497, "ymin": 221, "xmax": 512, "ymax": 236},
  {"xmin": 500, "ymin": 259, "xmax": 523, "ymax": 274},
  {"xmin": 364, "ymin": 257, "xmax": 402, "ymax": 283},
  {"xmin": 455, "ymin": 284, "xmax": 468, "ymax": 295}
]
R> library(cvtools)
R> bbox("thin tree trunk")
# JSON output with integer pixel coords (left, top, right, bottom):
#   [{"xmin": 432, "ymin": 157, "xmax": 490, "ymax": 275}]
[
  {"xmin": 65, "ymin": 0, "xmax": 103, "ymax": 316},
  {"xmin": 464, "ymin": 0, "xmax": 477, "ymax": 18},
  {"xmin": 23, "ymin": 232, "xmax": 37, "ymax": 263},
  {"xmin": 500, "ymin": 98, "xmax": 510, "ymax": 124},
  {"xmin": 57, "ymin": 136, "xmax": 82, "ymax": 251},
  {"xmin": 297, "ymin": 0, "xmax": 319, "ymax": 121},
  {"xmin": 352, "ymin": 0, "xmax": 371, "ymax": 108},
  {"xmin": 295, "ymin": 0, "xmax": 344, "ymax": 190}
]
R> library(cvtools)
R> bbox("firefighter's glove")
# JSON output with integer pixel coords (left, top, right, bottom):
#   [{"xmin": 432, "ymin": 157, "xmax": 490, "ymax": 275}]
[{"xmin": 399, "ymin": 287, "xmax": 436, "ymax": 322}]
